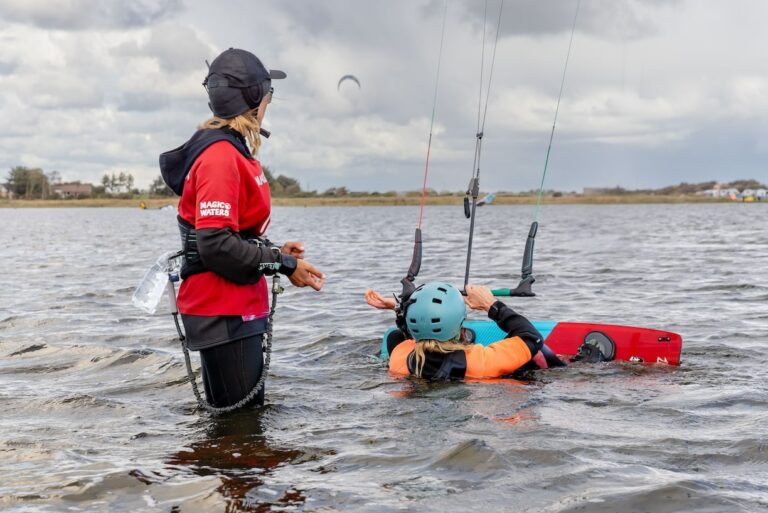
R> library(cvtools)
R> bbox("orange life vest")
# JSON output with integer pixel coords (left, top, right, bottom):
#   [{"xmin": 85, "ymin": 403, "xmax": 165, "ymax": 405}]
[{"xmin": 389, "ymin": 337, "xmax": 533, "ymax": 379}]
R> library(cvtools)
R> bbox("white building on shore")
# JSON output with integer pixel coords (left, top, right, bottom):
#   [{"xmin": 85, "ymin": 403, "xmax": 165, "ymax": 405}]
[
  {"xmin": 703, "ymin": 187, "xmax": 740, "ymax": 198},
  {"xmin": 700, "ymin": 186, "xmax": 766, "ymax": 200}
]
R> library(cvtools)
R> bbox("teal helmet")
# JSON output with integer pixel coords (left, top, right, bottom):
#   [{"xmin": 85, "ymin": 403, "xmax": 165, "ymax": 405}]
[{"xmin": 405, "ymin": 282, "xmax": 466, "ymax": 342}]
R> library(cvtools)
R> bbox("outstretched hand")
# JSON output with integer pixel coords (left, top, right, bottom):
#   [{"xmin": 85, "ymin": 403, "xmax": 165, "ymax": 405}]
[
  {"xmin": 464, "ymin": 284, "xmax": 496, "ymax": 312},
  {"xmin": 288, "ymin": 259, "xmax": 324, "ymax": 291},
  {"xmin": 365, "ymin": 289, "xmax": 397, "ymax": 310}
]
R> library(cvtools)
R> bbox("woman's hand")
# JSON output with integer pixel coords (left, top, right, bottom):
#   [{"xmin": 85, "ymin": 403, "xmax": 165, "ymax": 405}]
[
  {"xmin": 464, "ymin": 284, "xmax": 496, "ymax": 312},
  {"xmin": 288, "ymin": 259, "xmax": 324, "ymax": 291},
  {"xmin": 365, "ymin": 289, "xmax": 397, "ymax": 310},
  {"xmin": 281, "ymin": 241, "xmax": 305, "ymax": 259}
]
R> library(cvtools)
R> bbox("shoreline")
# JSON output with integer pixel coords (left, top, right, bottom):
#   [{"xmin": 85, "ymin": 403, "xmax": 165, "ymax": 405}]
[{"xmin": 0, "ymin": 195, "xmax": 748, "ymax": 208}]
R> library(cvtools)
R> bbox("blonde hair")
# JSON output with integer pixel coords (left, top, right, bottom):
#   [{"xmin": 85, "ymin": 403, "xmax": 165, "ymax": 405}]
[
  {"xmin": 413, "ymin": 339, "xmax": 468, "ymax": 378},
  {"xmin": 199, "ymin": 109, "xmax": 262, "ymax": 156}
]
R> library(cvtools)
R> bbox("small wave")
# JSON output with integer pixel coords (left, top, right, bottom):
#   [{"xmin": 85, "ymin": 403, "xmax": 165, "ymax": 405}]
[
  {"xmin": 56, "ymin": 470, "xmax": 172, "ymax": 504},
  {"xmin": 54, "ymin": 394, "xmax": 120, "ymax": 409},
  {"xmin": 383, "ymin": 473, "xmax": 483, "ymax": 500},
  {"xmin": 352, "ymin": 378, "xmax": 393, "ymax": 391},
  {"xmin": 684, "ymin": 283, "xmax": 765, "ymax": 292},
  {"xmin": 115, "ymin": 317, "xmax": 142, "ymax": 324},
  {"xmin": 1, "ymin": 362, "xmax": 75, "ymax": 374},
  {"xmin": 62, "ymin": 292, "xmax": 99, "ymax": 300},
  {"xmin": 8, "ymin": 344, "xmax": 47, "ymax": 357},
  {"xmin": 426, "ymin": 439, "xmax": 509, "ymax": 477},
  {"xmin": 161, "ymin": 374, "xmax": 192, "ymax": 388},
  {"xmin": 505, "ymin": 446, "xmax": 578, "ymax": 467},
  {"xmin": 6, "ymin": 392, "xmax": 121, "ymax": 414},
  {"xmin": 106, "ymin": 348, "xmax": 155, "ymax": 367},
  {"xmin": 555, "ymin": 480, "xmax": 763, "ymax": 513},
  {"xmin": 729, "ymin": 438, "xmax": 768, "ymax": 464}
]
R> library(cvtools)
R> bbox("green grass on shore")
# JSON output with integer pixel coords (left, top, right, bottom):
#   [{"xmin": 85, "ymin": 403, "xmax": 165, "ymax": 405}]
[{"xmin": 0, "ymin": 194, "xmax": 743, "ymax": 208}]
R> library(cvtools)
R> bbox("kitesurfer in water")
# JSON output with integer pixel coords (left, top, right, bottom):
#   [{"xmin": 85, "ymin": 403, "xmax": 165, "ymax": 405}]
[
  {"xmin": 159, "ymin": 48, "xmax": 324, "ymax": 409},
  {"xmin": 366, "ymin": 283, "xmax": 564, "ymax": 379}
]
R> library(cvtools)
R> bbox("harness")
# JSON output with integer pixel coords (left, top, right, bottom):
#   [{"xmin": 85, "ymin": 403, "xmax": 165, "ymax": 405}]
[
  {"xmin": 407, "ymin": 349, "xmax": 467, "ymax": 380},
  {"xmin": 176, "ymin": 216, "xmax": 275, "ymax": 279},
  {"xmin": 177, "ymin": 217, "xmax": 206, "ymax": 279},
  {"xmin": 166, "ymin": 253, "xmax": 282, "ymax": 415}
]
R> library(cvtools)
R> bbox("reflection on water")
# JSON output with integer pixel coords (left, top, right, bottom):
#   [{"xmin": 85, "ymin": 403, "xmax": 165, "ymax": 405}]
[
  {"xmin": 165, "ymin": 408, "xmax": 324, "ymax": 513},
  {"xmin": 0, "ymin": 204, "xmax": 767, "ymax": 512}
]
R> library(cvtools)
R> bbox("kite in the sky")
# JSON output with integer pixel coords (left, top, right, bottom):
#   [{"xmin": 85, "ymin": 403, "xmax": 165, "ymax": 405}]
[{"xmin": 337, "ymin": 74, "xmax": 361, "ymax": 90}]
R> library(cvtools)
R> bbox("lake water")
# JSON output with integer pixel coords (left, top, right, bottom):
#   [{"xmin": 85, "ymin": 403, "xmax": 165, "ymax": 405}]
[{"xmin": 1, "ymin": 204, "xmax": 767, "ymax": 512}]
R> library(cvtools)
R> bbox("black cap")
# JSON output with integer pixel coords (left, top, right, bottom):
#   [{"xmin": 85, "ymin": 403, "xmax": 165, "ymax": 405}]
[{"xmin": 203, "ymin": 48, "xmax": 286, "ymax": 119}]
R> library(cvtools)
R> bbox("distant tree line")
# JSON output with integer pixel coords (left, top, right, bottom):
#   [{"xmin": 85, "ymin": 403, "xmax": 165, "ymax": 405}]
[
  {"xmin": 263, "ymin": 166, "xmax": 302, "ymax": 196},
  {"xmin": 100, "ymin": 172, "xmax": 136, "ymax": 196},
  {"xmin": 5, "ymin": 164, "xmax": 766, "ymax": 201},
  {"xmin": 2, "ymin": 167, "xmax": 140, "ymax": 199},
  {"xmin": 149, "ymin": 176, "xmax": 174, "ymax": 197},
  {"xmin": 583, "ymin": 179, "xmax": 767, "ymax": 196},
  {"xmin": 3, "ymin": 166, "xmax": 61, "ymax": 199},
  {"xmin": 90, "ymin": 172, "xmax": 138, "ymax": 198}
]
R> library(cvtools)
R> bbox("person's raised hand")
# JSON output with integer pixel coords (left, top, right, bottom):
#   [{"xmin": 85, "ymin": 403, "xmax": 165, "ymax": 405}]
[
  {"xmin": 464, "ymin": 284, "xmax": 496, "ymax": 312},
  {"xmin": 288, "ymin": 259, "xmax": 324, "ymax": 291},
  {"xmin": 281, "ymin": 241, "xmax": 305, "ymax": 259},
  {"xmin": 365, "ymin": 289, "xmax": 397, "ymax": 310}
]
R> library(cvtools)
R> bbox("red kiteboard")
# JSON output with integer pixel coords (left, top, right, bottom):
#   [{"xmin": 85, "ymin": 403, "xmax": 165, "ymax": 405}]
[{"xmin": 544, "ymin": 322, "xmax": 682, "ymax": 366}]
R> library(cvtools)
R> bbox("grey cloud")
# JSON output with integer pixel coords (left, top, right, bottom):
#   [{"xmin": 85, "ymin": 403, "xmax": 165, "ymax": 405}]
[
  {"xmin": 0, "ymin": 0, "xmax": 182, "ymax": 30},
  {"xmin": 30, "ymin": 90, "xmax": 104, "ymax": 110},
  {"xmin": 118, "ymin": 91, "xmax": 171, "ymax": 112},
  {"xmin": 146, "ymin": 24, "xmax": 212, "ymax": 73},
  {"xmin": 0, "ymin": 60, "xmax": 17, "ymax": 75},
  {"xmin": 113, "ymin": 23, "xmax": 212, "ymax": 74},
  {"xmin": 266, "ymin": 0, "xmax": 678, "ymax": 42},
  {"xmin": 457, "ymin": 0, "xmax": 682, "ymax": 40},
  {"xmin": 113, "ymin": 40, "xmax": 142, "ymax": 57},
  {"xmin": 266, "ymin": 1, "xmax": 434, "ymax": 48},
  {"xmin": 0, "ymin": 103, "xmax": 204, "ymax": 187},
  {"xmin": 272, "ymin": 2, "xmax": 333, "ymax": 36},
  {"xmin": 19, "ymin": 75, "xmax": 105, "ymax": 110}
]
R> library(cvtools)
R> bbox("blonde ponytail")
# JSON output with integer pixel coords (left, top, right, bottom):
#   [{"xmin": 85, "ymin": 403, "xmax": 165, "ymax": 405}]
[
  {"xmin": 199, "ymin": 109, "xmax": 262, "ymax": 156},
  {"xmin": 413, "ymin": 339, "xmax": 468, "ymax": 378}
]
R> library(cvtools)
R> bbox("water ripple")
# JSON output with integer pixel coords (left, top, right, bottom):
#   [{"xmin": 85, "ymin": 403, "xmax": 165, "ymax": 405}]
[{"xmin": 0, "ymin": 204, "xmax": 766, "ymax": 512}]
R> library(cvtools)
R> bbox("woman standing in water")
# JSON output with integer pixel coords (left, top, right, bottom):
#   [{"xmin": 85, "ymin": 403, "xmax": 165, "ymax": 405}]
[{"xmin": 160, "ymin": 48, "xmax": 324, "ymax": 409}]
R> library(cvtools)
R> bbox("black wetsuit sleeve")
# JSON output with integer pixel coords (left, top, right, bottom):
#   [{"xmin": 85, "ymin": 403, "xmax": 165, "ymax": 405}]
[
  {"xmin": 488, "ymin": 301, "xmax": 543, "ymax": 357},
  {"xmin": 386, "ymin": 329, "xmax": 408, "ymax": 355},
  {"xmin": 197, "ymin": 227, "xmax": 297, "ymax": 285}
]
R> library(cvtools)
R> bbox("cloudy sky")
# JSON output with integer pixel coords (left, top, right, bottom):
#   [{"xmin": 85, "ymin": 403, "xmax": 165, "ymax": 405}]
[{"xmin": 0, "ymin": 0, "xmax": 766, "ymax": 192}]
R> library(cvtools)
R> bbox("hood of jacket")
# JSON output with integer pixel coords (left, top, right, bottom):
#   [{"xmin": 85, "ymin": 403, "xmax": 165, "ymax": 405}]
[{"xmin": 159, "ymin": 127, "xmax": 252, "ymax": 196}]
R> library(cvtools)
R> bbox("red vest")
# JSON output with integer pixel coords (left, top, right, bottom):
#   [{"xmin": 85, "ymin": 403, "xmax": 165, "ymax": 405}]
[{"xmin": 176, "ymin": 141, "xmax": 272, "ymax": 317}]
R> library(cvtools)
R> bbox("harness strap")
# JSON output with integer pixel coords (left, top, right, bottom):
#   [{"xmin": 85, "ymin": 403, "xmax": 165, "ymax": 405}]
[
  {"xmin": 176, "ymin": 216, "xmax": 272, "ymax": 280},
  {"xmin": 177, "ymin": 216, "xmax": 207, "ymax": 279}
]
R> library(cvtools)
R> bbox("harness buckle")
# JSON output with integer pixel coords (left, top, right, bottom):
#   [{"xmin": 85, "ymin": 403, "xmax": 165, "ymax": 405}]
[{"xmin": 272, "ymin": 275, "xmax": 284, "ymax": 295}]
